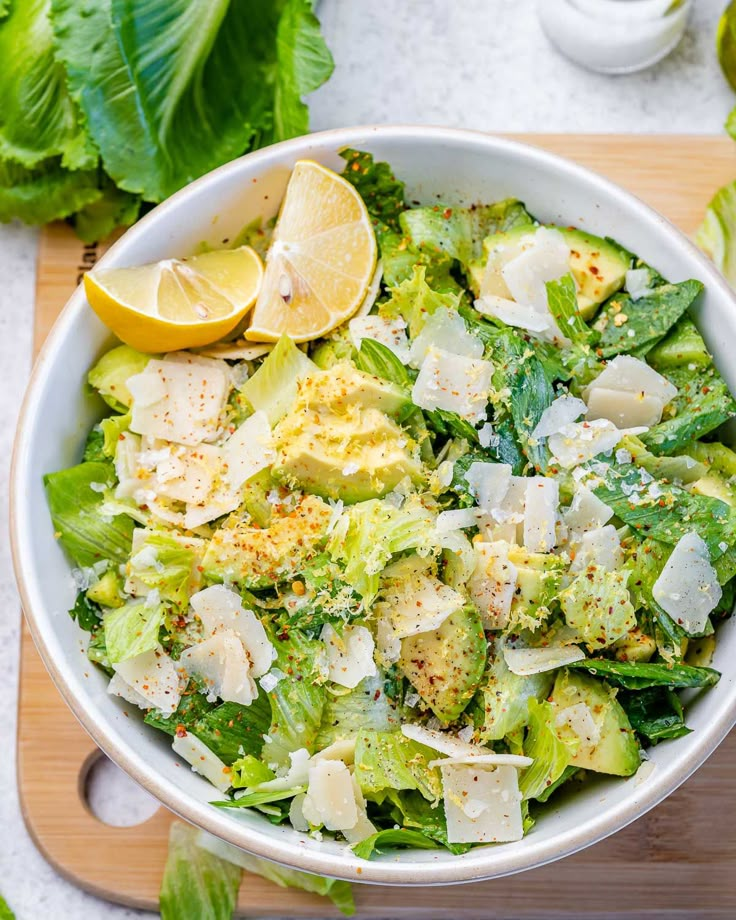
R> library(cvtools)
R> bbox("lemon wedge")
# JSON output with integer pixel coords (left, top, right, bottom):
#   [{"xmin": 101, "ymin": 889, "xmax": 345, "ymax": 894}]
[
  {"xmin": 245, "ymin": 160, "xmax": 377, "ymax": 343},
  {"xmin": 84, "ymin": 246, "xmax": 264, "ymax": 353}
]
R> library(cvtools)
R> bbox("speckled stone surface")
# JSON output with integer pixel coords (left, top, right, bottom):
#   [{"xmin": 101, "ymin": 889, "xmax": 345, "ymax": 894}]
[{"xmin": 0, "ymin": 1, "xmax": 733, "ymax": 917}]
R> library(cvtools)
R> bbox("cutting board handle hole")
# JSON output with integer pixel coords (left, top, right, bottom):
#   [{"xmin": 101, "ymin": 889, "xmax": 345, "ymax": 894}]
[{"xmin": 82, "ymin": 751, "xmax": 161, "ymax": 828}]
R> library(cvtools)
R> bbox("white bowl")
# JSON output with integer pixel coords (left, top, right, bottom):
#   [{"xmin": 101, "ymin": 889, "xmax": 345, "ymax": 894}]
[{"xmin": 11, "ymin": 126, "xmax": 736, "ymax": 885}]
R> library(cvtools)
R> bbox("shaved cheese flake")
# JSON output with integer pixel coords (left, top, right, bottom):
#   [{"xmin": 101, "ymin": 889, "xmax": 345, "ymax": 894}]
[
  {"xmin": 584, "ymin": 355, "xmax": 676, "ymax": 428},
  {"xmin": 313, "ymin": 738, "xmax": 357, "ymax": 766},
  {"xmin": 625, "ymin": 268, "xmax": 654, "ymax": 301},
  {"xmin": 502, "ymin": 227, "xmax": 571, "ymax": 312},
  {"xmin": 179, "ymin": 630, "xmax": 257, "ymax": 705},
  {"xmin": 556, "ymin": 702, "xmax": 601, "ymax": 746},
  {"xmin": 523, "ymin": 477, "xmax": 559, "ymax": 552},
  {"xmin": 349, "ymin": 313, "xmax": 410, "ymax": 363},
  {"xmin": 401, "ymin": 724, "xmax": 483, "ymax": 758},
  {"xmin": 222, "ymin": 410, "xmax": 275, "ymax": 489},
  {"xmin": 585, "ymin": 356, "xmax": 677, "ymax": 404},
  {"xmin": 289, "ymin": 793, "xmax": 310, "ymax": 832},
  {"xmin": 172, "ymin": 732, "xmax": 232, "ymax": 793},
  {"xmin": 570, "ymin": 524, "xmax": 623, "ymax": 573},
  {"xmin": 321, "ymin": 624, "xmax": 377, "ymax": 689},
  {"xmin": 563, "ymin": 485, "xmax": 613, "ymax": 533},
  {"xmin": 153, "ymin": 443, "xmax": 222, "ymax": 505},
  {"xmin": 376, "ymin": 614, "xmax": 402, "ymax": 666},
  {"xmin": 436, "ymin": 507, "xmax": 483, "ymax": 532},
  {"xmin": 301, "ymin": 759, "xmax": 359, "ymax": 832},
  {"xmin": 652, "ymin": 532, "xmax": 722, "ymax": 634},
  {"xmin": 378, "ymin": 556, "xmax": 464, "ymax": 638},
  {"xmin": 468, "ymin": 541, "xmax": 518, "ymax": 629},
  {"xmin": 503, "ymin": 645, "xmax": 585, "ymax": 676},
  {"xmin": 474, "ymin": 294, "xmax": 553, "ymax": 335},
  {"xmin": 128, "ymin": 353, "xmax": 229, "ymax": 446},
  {"xmin": 429, "ymin": 753, "xmax": 532, "ymax": 769},
  {"xmin": 586, "ymin": 387, "xmax": 665, "ymax": 429},
  {"xmin": 411, "ymin": 347, "xmax": 493, "ymax": 423},
  {"xmin": 408, "ymin": 309, "xmax": 483, "ymax": 368},
  {"xmin": 190, "ymin": 585, "xmax": 275, "ymax": 677},
  {"xmin": 257, "ymin": 748, "xmax": 311, "ymax": 792},
  {"xmin": 548, "ymin": 419, "xmax": 647, "ymax": 469},
  {"xmin": 532, "ymin": 395, "xmax": 587, "ymax": 439},
  {"xmin": 465, "ymin": 462, "xmax": 512, "ymax": 517},
  {"xmin": 111, "ymin": 646, "xmax": 182, "ymax": 714},
  {"xmin": 441, "ymin": 763, "xmax": 524, "ymax": 843}
]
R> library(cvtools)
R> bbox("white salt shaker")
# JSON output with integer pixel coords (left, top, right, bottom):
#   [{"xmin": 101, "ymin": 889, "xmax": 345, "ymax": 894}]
[{"xmin": 537, "ymin": 0, "xmax": 693, "ymax": 75}]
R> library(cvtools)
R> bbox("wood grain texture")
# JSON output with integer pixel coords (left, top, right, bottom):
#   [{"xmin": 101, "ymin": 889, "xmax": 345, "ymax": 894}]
[{"xmin": 18, "ymin": 135, "xmax": 736, "ymax": 918}]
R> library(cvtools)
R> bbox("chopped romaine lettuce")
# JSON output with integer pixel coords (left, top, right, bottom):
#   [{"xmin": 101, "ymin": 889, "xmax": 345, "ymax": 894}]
[{"xmin": 44, "ymin": 460, "xmax": 134, "ymax": 566}]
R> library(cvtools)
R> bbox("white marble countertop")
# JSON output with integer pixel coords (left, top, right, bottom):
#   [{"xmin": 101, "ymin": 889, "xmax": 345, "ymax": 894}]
[{"xmin": 0, "ymin": 1, "xmax": 733, "ymax": 917}]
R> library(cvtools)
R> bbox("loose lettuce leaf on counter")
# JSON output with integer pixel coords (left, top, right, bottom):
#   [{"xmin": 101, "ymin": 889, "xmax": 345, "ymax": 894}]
[
  {"xmin": 196, "ymin": 829, "xmax": 355, "ymax": 916},
  {"xmin": 159, "ymin": 822, "xmax": 241, "ymax": 920},
  {"xmin": 696, "ymin": 178, "xmax": 736, "ymax": 285},
  {"xmin": 0, "ymin": 0, "xmax": 94, "ymax": 169},
  {"xmin": 0, "ymin": 157, "xmax": 101, "ymax": 225},
  {"xmin": 51, "ymin": 0, "xmax": 333, "ymax": 202},
  {"xmin": 44, "ymin": 460, "xmax": 135, "ymax": 566}
]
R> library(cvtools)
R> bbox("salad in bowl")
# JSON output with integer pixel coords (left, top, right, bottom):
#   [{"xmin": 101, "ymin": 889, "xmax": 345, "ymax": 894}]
[{"xmin": 40, "ymin": 144, "xmax": 734, "ymax": 862}]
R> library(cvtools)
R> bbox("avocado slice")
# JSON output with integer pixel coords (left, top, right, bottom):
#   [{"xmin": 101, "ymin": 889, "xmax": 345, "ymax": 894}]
[
  {"xmin": 202, "ymin": 495, "xmax": 332, "ymax": 588},
  {"xmin": 559, "ymin": 227, "xmax": 630, "ymax": 318},
  {"xmin": 400, "ymin": 606, "xmax": 487, "ymax": 723},
  {"xmin": 300, "ymin": 361, "xmax": 411, "ymax": 419},
  {"xmin": 481, "ymin": 224, "xmax": 630, "ymax": 320},
  {"xmin": 86, "ymin": 569, "xmax": 124, "ymax": 608},
  {"xmin": 689, "ymin": 472, "xmax": 736, "ymax": 507},
  {"xmin": 274, "ymin": 407, "xmax": 422, "ymax": 504},
  {"xmin": 550, "ymin": 669, "xmax": 640, "ymax": 776}
]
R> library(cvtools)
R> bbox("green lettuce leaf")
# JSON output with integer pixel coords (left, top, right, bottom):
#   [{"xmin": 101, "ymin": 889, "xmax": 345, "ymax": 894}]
[
  {"xmin": 196, "ymin": 830, "xmax": 355, "ymax": 916},
  {"xmin": 340, "ymin": 148, "xmax": 406, "ymax": 236},
  {"xmin": 73, "ymin": 181, "xmax": 141, "ymax": 244},
  {"xmin": 0, "ymin": 0, "xmax": 94, "ymax": 168},
  {"xmin": 386, "ymin": 790, "xmax": 470, "ymax": 855},
  {"xmin": 103, "ymin": 599, "xmax": 164, "ymax": 664},
  {"xmin": 593, "ymin": 280, "xmax": 703, "ymax": 359},
  {"xmin": 639, "ymin": 364, "xmax": 736, "ymax": 456},
  {"xmin": 471, "ymin": 642, "xmax": 553, "ymax": 741},
  {"xmin": 240, "ymin": 333, "xmax": 316, "ymax": 424},
  {"xmin": 355, "ymin": 338, "xmax": 412, "ymax": 389},
  {"xmin": 271, "ymin": 0, "xmax": 334, "ymax": 142},
  {"xmin": 69, "ymin": 591, "xmax": 103, "ymax": 632},
  {"xmin": 0, "ymin": 156, "xmax": 101, "ymax": 225},
  {"xmin": 566, "ymin": 658, "xmax": 720, "ymax": 690},
  {"xmin": 315, "ymin": 673, "xmax": 398, "ymax": 747},
  {"xmin": 620, "ymin": 686, "xmax": 691, "ymax": 744},
  {"xmin": 326, "ymin": 497, "xmax": 437, "ymax": 603},
  {"xmin": 354, "ymin": 730, "xmax": 442, "ymax": 802},
  {"xmin": 352, "ymin": 827, "xmax": 439, "ymax": 859},
  {"xmin": 266, "ymin": 627, "xmax": 325, "ymax": 767},
  {"xmin": 0, "ymin": 894, "xmax": 15, "ymax": 920},
  {"xmin": 594, "ymin": 464, "xmax": 736, "ymax": 558},
  {"xmin": 545, "ymin": 274, "xmax": 593, "ymax": 345},
  {"xmin": 519, "ymin": 699, "xmax": 577, "ymax": 801},
  {"xmin": 399, "ymin": 198, "xmax": 534, "ymax": 269},
  {"xmin": 560, "ymin": 565, "xmax": 636, "ymax": 651},
  {"xmin": 229, "ymin": 754, "xmax": 274, "ymax": 789},
  {"xmin": 100, "ymin": 412, "xmax": 131, "ymax": 457},
  {"xmin": 50, "ymin": 0, "xmax": 332, "ymax": 202},
  {"xmin": 159, "ymin": 821, "xmax": 241, "ymax": 920},
  {"xmin": 379, "ymin": 265, "xmax": 461, "ymax": 338},
  {"xmin": 44, "ymin": 460, "xmax": 135, "ymax": 566},
  {"xmin": 128, "ymin": 531, "xmax": 196, "ymax": 609},
  {"xmin": 696, "ymin": 178, "xmax": 736, "ymax": 285},
  {"xmin": 192, "ymin": 696, "xmax": 271, "ymax": 763}
]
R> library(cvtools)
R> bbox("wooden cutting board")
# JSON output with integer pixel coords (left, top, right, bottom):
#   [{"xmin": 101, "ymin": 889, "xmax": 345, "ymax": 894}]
[{"xmin": 18, "ymin": 135, "xmax": 736, "ymax": 918}]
